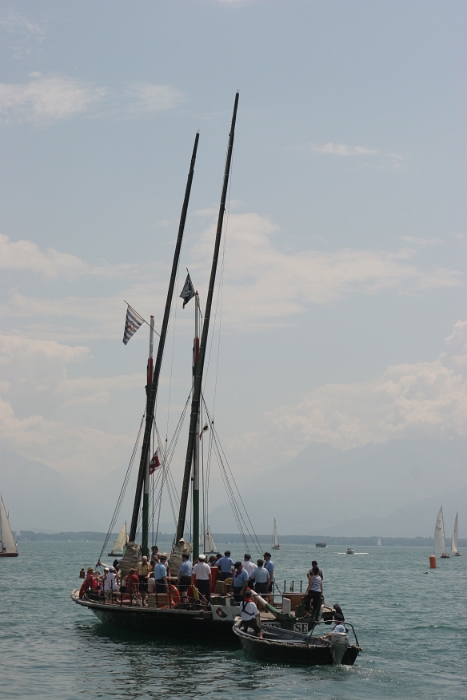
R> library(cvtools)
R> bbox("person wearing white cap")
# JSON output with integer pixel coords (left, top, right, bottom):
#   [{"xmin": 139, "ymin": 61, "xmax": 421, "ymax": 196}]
[
  {"xmin": 103, "ymin": 566, "xmax": 118, "ymax": 599},
  {"xmin": 192, "ymin": 554, "xmax": 212, "ymax": 603}
]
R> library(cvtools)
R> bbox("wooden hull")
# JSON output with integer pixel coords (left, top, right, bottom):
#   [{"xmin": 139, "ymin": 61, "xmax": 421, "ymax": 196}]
[
  {"xmin": 234, "ymin": 626, "xmax": 360, "ymax": 666},
  {"xmin": 0, "ymin": 552, "xmax": 18, "ymax": 557},
  {"xmin": 71, "ymin": 590, "xmax": 236, "ymax": 642}
]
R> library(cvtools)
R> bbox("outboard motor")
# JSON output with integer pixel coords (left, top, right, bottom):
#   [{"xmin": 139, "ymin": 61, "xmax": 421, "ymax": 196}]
[{"xmin": 329, "ymin": 631, "xmax": 349, "ymax": 665}]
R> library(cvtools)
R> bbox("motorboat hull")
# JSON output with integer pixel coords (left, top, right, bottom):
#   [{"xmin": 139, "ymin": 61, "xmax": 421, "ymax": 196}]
[
  {"xmin": 233, "ymin": 625, "xmax": 360, "ymax": 666},
  {"xmin": 0, "ymin": 552, "xmax": 18, "ymax": 557}
]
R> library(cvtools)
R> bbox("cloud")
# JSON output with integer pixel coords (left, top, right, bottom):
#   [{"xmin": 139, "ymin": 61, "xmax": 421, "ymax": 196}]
[
  {"xmin": 0, "ymin": 12, "xmax": 46, "ymax": 59},
  {"xmin": 400, "ymin": 236, "xmax": 443, "ymax": 246},
  {"xmin": 190, "ymin": 213, "xmax": 463, "ymax": 326},
  {"xmin": 309, "ymin": 141, "xmax": 404, "ymax": 168},
  {"xmin": 0, "ymin": 233, "xmax": 138, "ymax": 278},
  {"xmin": 125, "ymin": 83, "xmax": 185, "ymax": 114},
  {"xmin": 0, "ymin": 73, "xmax": 106, "ymax": 125},
  {"xmin": 270, "ymin": 321, "xmax": 467, "ymax": 452}
]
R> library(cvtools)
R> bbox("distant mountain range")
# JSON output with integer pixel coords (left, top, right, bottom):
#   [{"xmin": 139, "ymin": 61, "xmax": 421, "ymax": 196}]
[{"xmin": 1, "ymin": 436, "xmax": 466, "ymax": 537}]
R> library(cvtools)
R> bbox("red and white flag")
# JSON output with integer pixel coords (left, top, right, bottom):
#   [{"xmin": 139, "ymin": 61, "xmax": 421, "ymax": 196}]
[
  {"xmin": 149, "ymin": 449, "xmax": 162, "ymax": 474},
  {"xmin": 199, "ymin": 423, "xmax": 209, "ymax": 440}
]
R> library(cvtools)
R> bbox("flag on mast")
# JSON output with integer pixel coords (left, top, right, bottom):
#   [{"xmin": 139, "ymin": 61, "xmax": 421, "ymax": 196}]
[
  {"xmin": 180, "ymin": 273, "xmax": 195, "ymax": 308},
  {"xmin": 199, "ymin": 423, "xmax": 209, "ymax": 440},
  {"xmin": 123, "ymin": 305, "xmax": 144, "ymax": 345},
  {"xmin": 149, "ymin": 449, "xmax": 162, "ymax": 475}
]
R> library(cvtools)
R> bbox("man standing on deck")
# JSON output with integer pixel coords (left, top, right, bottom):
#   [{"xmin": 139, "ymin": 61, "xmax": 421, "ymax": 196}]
[
  {"xmin": 153, "ymin": 554, "xmax": 168, "ymax": 593},
  {"xmin": 263, "ymin": 552, "xmax": 275, "ymax": 600},
  {"xmin": 250, "ymin": 559, "xmax": 269, "ymax": 595},
  {"xmin": 242, "ymin": 553, "xmax": 256, "ymax": 584},
  {"xmin": 192, "ymin": 554, "xmax": 212, "ymax": 604},
  {"xmin": 177, "ymin": 552, "xmax": 193, "ymax": 601},
  {"xmin": 216, "ymin": 550, "xmax": 235, "ymax": 581},
  {"xmin": 136, "ymin": 556, "xmax": 152, "ymax": 604}
]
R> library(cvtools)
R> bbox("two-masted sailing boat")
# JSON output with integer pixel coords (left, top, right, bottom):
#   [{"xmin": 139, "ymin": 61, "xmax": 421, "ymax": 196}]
[
  {"xmin": 73, "ymin": 94, "xmax": 245, "ymax": 639},
  {"xmin": 272, "ymin": 519, "xmax": 281, "ymax": 550},
  {"xmin": 451, "ymin": 512, "xmax": 461, "ymax": 556},
  {"xmin": 434, "ymin": 507, "xmax": 450, "ymax": 558},
  {"xmin": 0, "ymin": 495, "xmax": 18, "ymax": 557}
]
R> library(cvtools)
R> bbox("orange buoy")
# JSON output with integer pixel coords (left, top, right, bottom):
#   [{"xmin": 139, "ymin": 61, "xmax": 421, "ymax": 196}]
[{"xmin": 429, "ymin": 555, "xmax": 436, "ymax": 569}]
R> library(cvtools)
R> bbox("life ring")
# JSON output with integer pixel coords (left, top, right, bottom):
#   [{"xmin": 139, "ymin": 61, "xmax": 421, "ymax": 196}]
[{"xmin": 169, "ymin": 584, "xmax": 181, "ymax": 606}]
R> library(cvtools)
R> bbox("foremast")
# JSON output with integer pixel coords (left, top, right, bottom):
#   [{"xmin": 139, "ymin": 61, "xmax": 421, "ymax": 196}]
[
  {"xmin": 176, "ymin": 93, "xmax": 239, "ymax": 553},
  {"xmin": 129, "ymin": 132, "xmax": 200, "ymax": 555}
]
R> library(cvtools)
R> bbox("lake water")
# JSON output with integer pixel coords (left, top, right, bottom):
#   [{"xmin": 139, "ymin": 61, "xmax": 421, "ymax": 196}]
[{"xmin": 1, "ymin": 542, "xmax": 466, "ymax": 699}]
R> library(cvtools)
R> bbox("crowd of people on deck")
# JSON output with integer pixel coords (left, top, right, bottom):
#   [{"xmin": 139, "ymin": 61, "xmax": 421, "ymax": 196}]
[
  {"xmin": 78, "ymin": 548, "xmax": 326, "ymax": 626},
  {"xmin": 78, "ymin": 548, "xmax": 282, "ymax": 605}
]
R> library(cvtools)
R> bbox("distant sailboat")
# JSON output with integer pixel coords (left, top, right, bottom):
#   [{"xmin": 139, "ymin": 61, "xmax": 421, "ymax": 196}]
[
  {"xmin": 451, "ymin": 512, "xmax": 461, "ymax": 556},
  {"xmin": 0, "ymin": 495, "xmax": 18, "ymax": 557},
  {"xmin": 108, "ymin": 522, "xmax": 128, "ymax": 556},
  {"xmin": 434, "ymin": 507, "xmax": 449, "ymax": 558},
  {"xmin": 377, "ymin": 538, "xmax": 382, "ymax": 546},
  {"xmin": 272, "ymin": 519, "xmax": 281, "ymax": 550},
  {"xmin": 203, "ymin": 525, "xmax": 217, "ymax": 553}
]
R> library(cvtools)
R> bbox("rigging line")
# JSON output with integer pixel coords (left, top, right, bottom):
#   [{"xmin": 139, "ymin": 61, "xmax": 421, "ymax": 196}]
[
  {"xmin": 164, "ymin": 260, "xmax": 181, "ymax": 445},
  {"xmin": 95, "ymin": 413, "xmax": 145, "ymax": 567},
  {"xmin": 204, "ymin": 401, "xmax": 262, "ymax": 555},
  {"xmin": 203, "ymin": 135, "xmax": 235, "ymax": 405}
]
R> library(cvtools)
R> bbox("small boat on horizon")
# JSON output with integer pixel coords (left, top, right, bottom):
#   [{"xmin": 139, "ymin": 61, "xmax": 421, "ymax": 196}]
[
  {"xmin": 346, "ymin": 547, "xmax": 355, "ymax": 555},
  {"xmin": 451, "ymin": 512, "xmax": 461, "ymax": 557},
  {"xmin": 315, "ymin": 542, "xmax": 327, "ymax": 548},
  {"xmin": 272, "ymin": 518, "xmax": 281, "ymax": 550},
  {"xmin": 0, "ymin": 495, "xmax": 18, "ymax": 558}
]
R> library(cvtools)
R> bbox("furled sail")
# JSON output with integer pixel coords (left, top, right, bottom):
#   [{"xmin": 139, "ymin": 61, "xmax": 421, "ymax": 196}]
[
  {"xmin": 0, "ymin": 496, "xmax": 17, "ymax": 555},
  {"xmin": 108, "ymin": 523, "xmax": 128, "ymax": 556},
  {"xmin": 451, "ymin": 512, "xmax": 459, "ymax": 554},
  {"xmin": 433, "ymin": 507, "xmax": 446, "ymax": 556},
  {"xmin": 204, "ymin": 526, "xmax": 216, "ymax": 553}
]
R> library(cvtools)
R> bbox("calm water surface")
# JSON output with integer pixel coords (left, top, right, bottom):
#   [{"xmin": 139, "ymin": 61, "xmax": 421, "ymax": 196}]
[{"xmin": 1, "ymin": 542, "xmax": 466, "ymax": 699}]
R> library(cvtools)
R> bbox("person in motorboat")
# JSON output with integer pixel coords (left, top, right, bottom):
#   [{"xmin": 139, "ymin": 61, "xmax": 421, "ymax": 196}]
[
  {"xmin": 319, "ymin": 612, "xmax": 346, "ymax": 639},
  {"xmin": 303, "ymin": 565, "xmax": 322, "ymax": 617},
  {"xmin": 232, "ymin": 561, "xmax": 249, "ymax": 602},
  {"xmin": 153, "ymin": 555, "xmax": 169, "ymax": 593},
  {"xmin": 217, "ymin": 551, "xmax": 235, "ymax": 581},
  {"xmin": 177, "ymin": 552, "xmax": 193, "ymax": 601},
  {"xmin": 192, "ymin": 553, "xmax": 212, "ymax": 604},
  {"xmin": 239, "ymin": 590, "xmax": 262, "ymax": 637},
  {"xmin": 250, "ymin": 559, "xmax": 270, "ymax": 595},
  {"xmin": 263, "ymin": 552, "xmax": 275, "ymax": 600}
]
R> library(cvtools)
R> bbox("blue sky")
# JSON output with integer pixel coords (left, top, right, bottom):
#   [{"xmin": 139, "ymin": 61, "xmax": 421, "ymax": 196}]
[{"xmin": 0, "ymin": 1, "xmax": 465, "ymax": 526}]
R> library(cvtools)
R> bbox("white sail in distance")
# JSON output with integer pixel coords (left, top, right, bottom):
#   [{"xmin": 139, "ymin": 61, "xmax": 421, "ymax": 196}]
[
  {"xmin": 377, "ymin": 538, "xmax": 382, "ymax": 546},
  {"xmin": 204, "ymin": 526, "xmax": 216, "ymax": 553},
  {"xmin": 433, "ymin": 507, "xmax": 446, "ymax": 556},
  {"xmin": 109, "ymin": 523, "xmax": 127, "ymax": 555},
  {"xmin": 451, "ymin": 513, "xmax": 459, "ymax": 554},
  {"xmin": 0, "ymin": 496, "xmax": 17, "ymax": 554}
]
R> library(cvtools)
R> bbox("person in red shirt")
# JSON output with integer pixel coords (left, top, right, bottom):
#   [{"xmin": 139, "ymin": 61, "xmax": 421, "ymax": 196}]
[
  {"xmin": 79, "ymin": 567, "xmax": 99, "ymax": 599},
  {"xmin": 125, "ymin": 568, "xmax": 140, "ymax": 603}
]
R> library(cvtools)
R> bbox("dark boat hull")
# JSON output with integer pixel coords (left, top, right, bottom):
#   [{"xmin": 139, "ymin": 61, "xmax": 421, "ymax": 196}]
[
  {"xmin": 72, "ymin": 591, "xmax": 236, "ymax": 642},
  {"xmin": 0, "ymin": 552, "xmax": 18, "ymax": 557},
  {"xmin": 233, "ymin": 626, "xmax": 361, "ymax": 666}
]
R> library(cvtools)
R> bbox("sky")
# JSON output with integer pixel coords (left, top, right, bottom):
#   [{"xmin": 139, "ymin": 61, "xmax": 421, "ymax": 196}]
[{"xmin": 0, "ymin": 1, "xmax": 466, "ymax": 531}]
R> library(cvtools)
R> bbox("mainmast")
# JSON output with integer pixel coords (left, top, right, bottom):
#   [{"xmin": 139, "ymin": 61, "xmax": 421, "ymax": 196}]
[
  {"xmin": 129, "ymin": 132, "xmax": 200, "ymax": 552},
  {"xmin": 176, "ymin": 93, "xmax": 239, "ymax": 545}
]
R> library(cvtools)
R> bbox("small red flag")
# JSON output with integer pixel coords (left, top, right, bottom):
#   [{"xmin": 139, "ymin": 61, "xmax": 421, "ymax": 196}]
[{"xmin": 149, "ymin": 449, "xmax": 161, "ymax": 474}]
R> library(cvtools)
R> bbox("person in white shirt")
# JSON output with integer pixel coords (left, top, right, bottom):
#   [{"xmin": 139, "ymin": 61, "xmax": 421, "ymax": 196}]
[
  {"xmin": 192, "ymin": 554, "xmax": 212, "ymax": 603},
  {"xmin": 319, "ymin": 613, "xmax": 346, "ymax": 639},
  {"xmin": 242, "ymin": 554, "xmax": 256, "ymax": 579},
  {"xmin": 239, "ymin": 590, "xmax": 262, "ymax": 637}
]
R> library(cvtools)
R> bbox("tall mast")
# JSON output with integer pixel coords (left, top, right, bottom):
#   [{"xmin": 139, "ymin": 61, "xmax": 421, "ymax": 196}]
[
  {"xmin": 192, "ymin": 292, "xmax": 200, "ymax": 561},
  {"xmin": 176, "ymin": 93, "xmax": 239, "ymax": 544},
  {"xmin": 129, "ymin": 132, "xmax": 200, "ymax": 548},
  {"xmin": 141, "ymin": 315, "xmax": 155, "ymax": 557}
]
